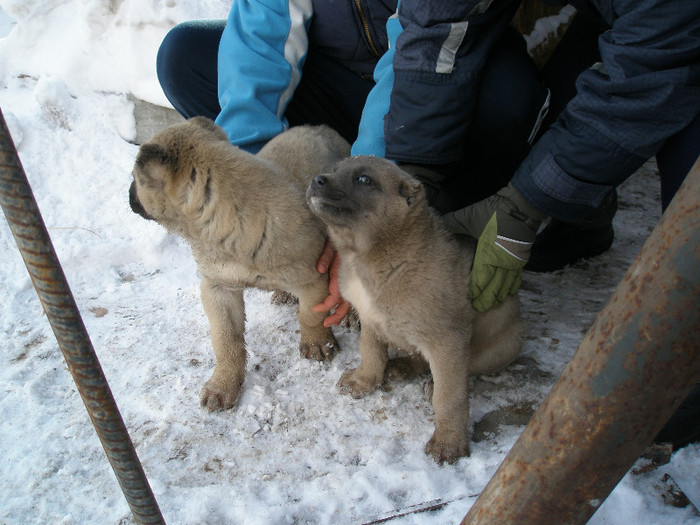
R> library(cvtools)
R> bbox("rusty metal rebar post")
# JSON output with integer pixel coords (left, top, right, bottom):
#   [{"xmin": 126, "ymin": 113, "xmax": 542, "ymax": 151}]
[
  {"xmin": 463, "ymin": 158, "xmax": 700, "ymax": 525},
  {"xmin": 0, "ymin": 108, "xmax": 165, "ymax": 524}
]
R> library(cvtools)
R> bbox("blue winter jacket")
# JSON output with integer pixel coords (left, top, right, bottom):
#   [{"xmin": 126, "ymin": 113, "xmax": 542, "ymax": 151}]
[
  {"xmin": 215, "ymin": 0, "xmax": 395, "ymax": 154},
  {"xmin": 215, "ymin": 0, "xmax": 700, "ymax": 223},
  {"xmin": 372, "ymin": 0, "xmax": 700, "ymax": 221},
  {"xmin": 512, "ymin": 0, "xmax": 700, "ymax": 221}
]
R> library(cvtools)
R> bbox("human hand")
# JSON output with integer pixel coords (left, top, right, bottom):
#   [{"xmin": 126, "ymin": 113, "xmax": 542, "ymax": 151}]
[
  {"xmin": 470, "ymin": 213, "xmax": 528, "ymax": 312},
  {"xmin": 313, "ymin": 240, "xmax": 351, "ymax": 327},
  {"xmin": 443, "ymin": 184, "xmax": 545, "ymax": 311}
]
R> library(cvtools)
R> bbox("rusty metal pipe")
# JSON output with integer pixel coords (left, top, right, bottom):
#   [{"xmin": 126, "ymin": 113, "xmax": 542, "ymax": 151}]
[
  {"xmin": 0, "ymin": 108, "xmax": 165, "ymax": 524},
  {"xmin": 462, "ymin": 158, "xmax": 700, "ymax": 524}
]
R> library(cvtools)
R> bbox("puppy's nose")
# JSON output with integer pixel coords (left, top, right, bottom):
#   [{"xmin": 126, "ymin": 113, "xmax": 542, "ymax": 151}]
[
  {"xmin": 313, "ymin": 175, "xmax": 327, "ymax": 187},
  {"xmin": 129, "ymin": 181, "xmax": 141, "ymax": 212},
  {"xmin": 129, "ymin": 180, "xmax": 153, "ymax": 220}
]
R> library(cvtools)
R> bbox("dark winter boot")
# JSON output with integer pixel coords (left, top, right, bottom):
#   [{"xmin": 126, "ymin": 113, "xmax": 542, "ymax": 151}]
[
  {"xmin": 655, "ymin": 382, "xmax": 700, "ymax": 450},
  {"xmin": 525, "ymin": 189, "xmax": 617, "ymax": 272}
]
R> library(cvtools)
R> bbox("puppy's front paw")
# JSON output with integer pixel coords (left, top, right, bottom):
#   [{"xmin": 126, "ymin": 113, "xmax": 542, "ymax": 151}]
[
  {"xmin": 200, "ymin": 379, "xmax": 241, "ymax": 411},
  {"xmin": 338, "ymin": 368, "xmax": 380, "ymax": 398},
  {"xmin": 425, "ymin": 430, "xmax": 470, "ymax": 465},
  {"xmin": 300, "ymin": 338, "xmax": 338, "ymax": 362}
]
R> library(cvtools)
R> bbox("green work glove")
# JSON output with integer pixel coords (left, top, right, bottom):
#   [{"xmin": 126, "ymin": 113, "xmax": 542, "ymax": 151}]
[{"xmin": 443, "ymin": 184, "xmax": 545, "ymax": 312}]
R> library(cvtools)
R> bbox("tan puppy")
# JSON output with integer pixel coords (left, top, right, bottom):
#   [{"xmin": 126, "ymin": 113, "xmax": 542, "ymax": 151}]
[
  {"xmin": 129, "ymin": 117, "xmax": 350, "ymax": 410},
  {"xmin": 306, "ymin": 156, "xmax": 523, "ymax": 463}
]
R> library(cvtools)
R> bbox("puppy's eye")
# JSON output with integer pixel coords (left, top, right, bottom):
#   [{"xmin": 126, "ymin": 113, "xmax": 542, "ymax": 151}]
[{"xmin": 355, "ymin": 175, "xmax": 372, "ymax": 185}]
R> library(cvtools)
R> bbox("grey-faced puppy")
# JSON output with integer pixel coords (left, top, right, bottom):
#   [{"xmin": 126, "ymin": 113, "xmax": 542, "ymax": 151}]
[
  {"xmin": 129, "ymin": 117, "xmax": 350, "ymax": 411},
  {"xmin": 306, "ymin": 155, "xmax": 523, "ymax": 464}
]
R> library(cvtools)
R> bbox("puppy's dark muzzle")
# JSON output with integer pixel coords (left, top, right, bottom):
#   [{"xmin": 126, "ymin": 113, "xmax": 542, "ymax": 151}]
[
  {"xmin": 306, "ymin": 174, "xmax": 355, "ymax": 226},
  {"xmin": 306, "ymin": 174, "xmax": 325, "ymax": 202},
  {"xmin": 307, "ymin": 174, "xmax": 345, "ymax": 202},
  {"xmin": 129, "ymin": 180, "xmax": 153, "ymax": 221},
  {"xmin": 308, "ymin": 174, "xmax": 327, "ymax": 196}
]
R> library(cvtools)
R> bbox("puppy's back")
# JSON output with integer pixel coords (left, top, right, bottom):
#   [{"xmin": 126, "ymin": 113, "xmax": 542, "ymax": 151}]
[{"xmin": 258, "ymin": 126, "xmax": 350, "ymax": 191}]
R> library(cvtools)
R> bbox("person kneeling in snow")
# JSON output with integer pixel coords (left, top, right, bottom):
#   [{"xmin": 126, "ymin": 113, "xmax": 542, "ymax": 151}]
[{"xmin": 155, "ymin": 1, "xmax": 700, "ymax": 448}]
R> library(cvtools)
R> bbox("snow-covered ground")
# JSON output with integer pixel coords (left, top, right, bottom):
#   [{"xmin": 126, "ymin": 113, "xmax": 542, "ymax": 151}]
[{"xmin": 1, "ymin": 2, "xmax": 698, "ymax": 524}]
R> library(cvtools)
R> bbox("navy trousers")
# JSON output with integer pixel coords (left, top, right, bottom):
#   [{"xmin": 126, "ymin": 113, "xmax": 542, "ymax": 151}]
[
  {"xmin": 540, "ymin": 11, "xmax": 699, "ymax": 213},
  {"xmin": 157, "ymin": 19, "xmax": 375, "ymax": 145}
]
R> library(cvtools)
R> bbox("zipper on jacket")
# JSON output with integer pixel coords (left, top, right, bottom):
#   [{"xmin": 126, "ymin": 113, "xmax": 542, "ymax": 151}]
[{"xmin": 354, "ymin": 0, "xmax": 380, "ymax": 56}]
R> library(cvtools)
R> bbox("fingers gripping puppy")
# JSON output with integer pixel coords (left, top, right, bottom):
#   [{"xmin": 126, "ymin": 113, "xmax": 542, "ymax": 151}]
[
  {"xmin": 129, "ymin": 117, "xmax": 350, "ymax": 411},
  {"xmin": 306, "ymin": 156, "xmax": 524, "ymax": 464}
]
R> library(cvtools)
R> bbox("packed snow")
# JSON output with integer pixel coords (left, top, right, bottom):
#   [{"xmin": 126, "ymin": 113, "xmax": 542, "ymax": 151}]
[{"xmin": 1, "ymin": 2, "xmax": 698, "ymax": 524}]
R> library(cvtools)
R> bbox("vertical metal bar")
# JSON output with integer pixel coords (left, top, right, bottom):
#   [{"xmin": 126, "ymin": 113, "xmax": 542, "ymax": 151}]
[
  {"xmin": 0, "ymin": 108, "xmax": 165, "ymax": 524},
  {"xmin": 462, "ymin": 158, "xmax": 700, "ymax": 525}
]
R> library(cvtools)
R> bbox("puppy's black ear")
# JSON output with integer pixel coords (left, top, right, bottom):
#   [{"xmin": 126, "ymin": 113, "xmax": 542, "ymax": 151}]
[
  {"xmin": 136, "ymin": 143, "xmax": 173, "ymax": 169},
  {"xmin": 188, "ymin": 116, "xmax": 229, "ymax": 142},
  {"xmin": 134, "ymin": 143, "xmax": 175, "ymax": 189},
  {"xmin": 399, "ymin": 178, "xmax": 425, "ymax": 207}
]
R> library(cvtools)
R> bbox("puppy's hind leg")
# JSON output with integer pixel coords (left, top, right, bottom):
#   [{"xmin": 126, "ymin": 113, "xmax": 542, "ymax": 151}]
[
  {"xmin": 295, "ymin": 279, "xmax": 339, "ymax": 361},
  {"xmin": 199, "ymin": 277, "xmax": 247, "ymax": 411},
  {"xmin": 470, "ymin": 296, "xmax": 523, "ymax": 375},
  {"xmin": 384, "ymin": 352, "xmax": 431, "ymax": 382}
]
